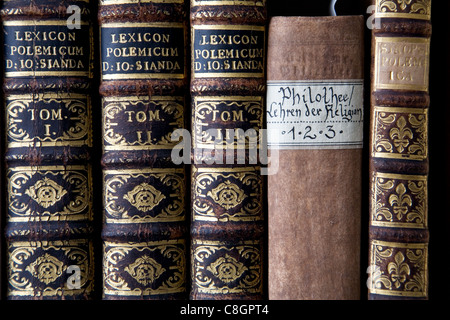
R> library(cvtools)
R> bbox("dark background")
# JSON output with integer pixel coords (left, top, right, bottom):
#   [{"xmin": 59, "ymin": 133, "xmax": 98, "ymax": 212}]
[
  {"xmin": 0, "ymin": 0, "xmax": 448, "ymax": 309},
  {"xmin": 267, "ymin": 0, "xmax": 450, "ymax": 302}
]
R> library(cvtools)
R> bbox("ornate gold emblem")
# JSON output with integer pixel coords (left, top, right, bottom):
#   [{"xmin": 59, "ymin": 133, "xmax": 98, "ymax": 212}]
[
  {"xmin": 103, "ymin": 240, "xmax": 186, "ymax": 297},
  {"xmin": 378, "ymin": 0, "xmax": 430, "ymax": 13},
  {"xmin": 206, "ymin": 254, "xmax": 248, "ymax": 283},
  {"xmin": 25, "ymin": 178, "xmax": 68, "ymax": 208},
  {"xmin": 8, "ymin": 166, "xmax": 92, "ymax": 221},
  {"xmin": 8, "ymin": 234, "xmax": 94, "ymax": 298},
  {"xmin": 192, "ymin": 240, "xmax": 262, "ymax": 295},
  {"xmin": 125, "ymin": 255, "xmax": 166, "ymax": 286},
  {"xmin": 376, "ymin": 0, "xmax": 431, "ymax": 19},
  {"xmin": 207, "ymin": 181, "xmax": 247, "ymax": 210},
  {"xmin": 124, "ymin": 183, "xmax": 166, "ymax": 212},
  {"xmin": 369, "ymin": 241, "xmax": 428, "ymax": 297},
  {"xmin": 26, "ymin": 253, "xmax": 65, "ymax": 284},
  {"xmin": 104, "ymin": 169, "xmax": 185, "ymax": 223},
  {"xmin": 372, "ymin": 173, "xmax": 427, "ymax": 228},
  {"xmin": 388, "ymin": 251, "xmax": 410, "ymax": 288},
  {"xmin": 372, "ymin": 107, "xmax": 427, "ymax": 161},
  {"xmin": 192, "ymin": 167, "xmax": 263, "ymax": 222},
  {"xmin": 389, "ymin": 116, "xmax": 412, "ymax": 153}
]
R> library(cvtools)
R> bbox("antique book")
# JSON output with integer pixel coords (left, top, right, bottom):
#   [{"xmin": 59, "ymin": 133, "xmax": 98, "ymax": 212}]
[
  {"xmin": 1, "ymin": 0, "xmax": 95, "ymax": 299},
  {"xmin": 99, "ymin": 0, "xmax": 189, "ymax": 299},
  {"xmin": 267, "ymin": 16, "xmax": 365, "ymax": 300},
  {"xmin": 367, "ymin": 0, "xmax": 431, "ymax": 300},
  {"xmin": 190, "ymin": 0, "xmax": 266, "ymax": 299}
]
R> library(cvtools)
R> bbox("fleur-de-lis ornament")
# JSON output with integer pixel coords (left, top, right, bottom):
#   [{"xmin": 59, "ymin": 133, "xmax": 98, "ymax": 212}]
[
  {"xmin": 389, "ymin": 183, "xmax": 412, "ymax": 220},
  {"xmin": 390, "ymin": 116, "xmax": 413, "ymax": 153},
  {"xmin": 387, "ymin": 252, "xmax": 411, "ymax": 288}
]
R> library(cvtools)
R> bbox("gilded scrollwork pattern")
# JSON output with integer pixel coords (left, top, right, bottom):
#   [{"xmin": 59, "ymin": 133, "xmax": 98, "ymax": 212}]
[
  {"xmin": 372, "ymin": 173, "xmax": 427, "ymax": 229},
  {"xmin": 368, "ymin": 241, "xmax": 428, "ymax": 297},
  {"xmin": 6, "ymin": 94, "xmax": 92, "ymax": 149},
  {"xmin": 372, "ymin": 107, "xmax": 427, "ymax": 161},
  {"xmin": 7, "ymin": 166, "xmax": 93, "ymax": 222},
  {"xmin": 192, "ymin": 167, "xmax": 263, "ymax": 222},
  {"xmin": 104, "ymin": 168, "xmax": 185, "ymax": 223},
  {"xmin": 192, "ymin": 240, "xmax": 262, "ymax": 295},
  {"xmin": 376, "ymin": 0, "xmax": 431, "ymax": 19},
  {"xmin": 103, "ymin": 240, "xmax": 186, "ymax": 297},
  {"xmin": 8, "ymin": 240, "xmax": 94, "ymax": 298}
]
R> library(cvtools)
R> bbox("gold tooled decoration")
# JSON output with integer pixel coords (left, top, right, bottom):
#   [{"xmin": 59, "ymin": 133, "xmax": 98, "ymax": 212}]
[
  {"xmin": 125, "ymin": 255, "xmax": 166, "ymax": 285},
  {"xmin": 368, "ymin": 241, "xmax": 428, "ymax": 297},
  {"xmin": 206, "ymin": 254, "xmax": 248, "ymax": 283},
  {"xmin": 192, "ymin": 240, "xmax": 262, "ymax": 295},
  {"xmin": 376, "ymin": 0, "xmax": 431, "ymax": 19},
  {"xmin": 123, "ymin": 183, "xmax": 166, "ymax": 212},
  {"xmin": 26, "ymin": 253, "xmax": 65, "ymax": 284},
  {"xmin": 207, "ymin": 181, "xmax": 247, "ymax": 210},
  {"xmin": 103, "ymin": 240, "xmax": 186, "ymax": 297},
  {"xmin": 192, "ymin": 167, "xmax": 263, "ymax": 222},
  {"xmin": 8, "ymin": 240, "xmax": 94, "ymax": 298},
  {"xmin": 8, "ymin": 166, "xmax": 92, "ymax": 222},
  {"xmin": 25, "ymin": 178, "xmax": 68, "ymax": 208},
  {"xmin": 372, "ymin": 173, "xmax": 427, "ymax": 229},
  {"xmin": 104, "ymin": 169, "xmax": 185, "ymax": 223},
  {"xmin": 372, "ymin": 107, "xmax": 427, "ymax": 161}
]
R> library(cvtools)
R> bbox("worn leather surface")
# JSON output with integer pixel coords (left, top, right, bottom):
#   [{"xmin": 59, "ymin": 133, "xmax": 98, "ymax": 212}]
[
  {"xmin": 2, "ymin": 0, "xmax": 95, "ymax": 299},
  {"xmin": 99, "ymin": 0, "xmax": 189, "ymax": 300},
  {"xmin": 368, "ymin": 0, "xmax": 431, "ymax": 300},
  {"xmin": 190, "ymin": 2, "xmax": 267, "ymax": 300}
]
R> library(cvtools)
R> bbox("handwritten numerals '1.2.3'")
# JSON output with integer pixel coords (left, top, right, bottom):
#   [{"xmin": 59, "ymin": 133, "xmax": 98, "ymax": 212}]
[{"xmin": 266, "ymin": 80, "xmax": 364, "ymax": 149}]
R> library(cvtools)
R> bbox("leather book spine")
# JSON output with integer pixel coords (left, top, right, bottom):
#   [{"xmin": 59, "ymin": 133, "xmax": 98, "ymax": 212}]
[
  {"xmin": 190, "ymin": 0, "xmax": 267, "ymax": 300},
  {"xmin": 1, "ymin": 0, "xmax": 95, "ymax": 299},
  {"xmin": 99, "ymin": 0, "xmax": 189, "ymax": 299},
  {"xmin": 367, "ymin": 0, "xmax": 431, "ymax": 300},
  {"xmin": 267, "ymin": 16, "xmax": 365, "ymax": 300}
]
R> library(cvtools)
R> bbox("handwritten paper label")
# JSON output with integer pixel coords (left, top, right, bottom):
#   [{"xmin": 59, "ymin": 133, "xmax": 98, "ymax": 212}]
[{"xmin": 267, "ymin": 80, "xmax": 364, "ymax": 149}]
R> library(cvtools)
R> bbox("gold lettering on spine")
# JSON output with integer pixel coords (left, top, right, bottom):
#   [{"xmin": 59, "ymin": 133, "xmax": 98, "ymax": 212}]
[
  {"xmin": 374, "ymin": 37, "xmax": 430, "ymax": 91},
  {"xmin": 102, "ymin": 96, "xmax": 184, "ymax": 151},
  {"xmin": 6, "ymin": 94, "xmax": 92, "ymax": 148},
  {"xmin": 192, "ymin": 25, "xmax": 265, "ymax": 78},
  {"xmin": 193, "ymin": 96, "xmax": 263, "ymax": 150},
  {"xmin": 101, "ymin": 22, "xmax": 185, "ymax": 80},
  {"xmin": 4, "ymin": 20, "xmax": 90, "ymax": 78}
]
